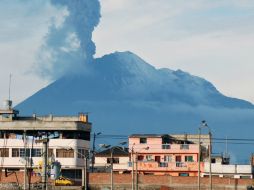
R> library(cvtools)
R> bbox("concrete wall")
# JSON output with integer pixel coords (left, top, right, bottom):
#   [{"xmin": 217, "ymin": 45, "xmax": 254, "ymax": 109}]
[{"xmin": 204, "ymin": 163, "xmax": 253, "ymax": 175}]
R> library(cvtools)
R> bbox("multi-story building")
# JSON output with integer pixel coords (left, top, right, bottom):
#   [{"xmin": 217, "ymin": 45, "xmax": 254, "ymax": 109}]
[
  {"xmin": 128, "ymin": 134, "xmax": 210, "ymax": 176},
  {"xmin": 94, "ymin": 146, "xmax": 129, "ymax": 173},
  {"xmin": 0, "ymin": 100, "xmax": 91, "ymax": 184}
]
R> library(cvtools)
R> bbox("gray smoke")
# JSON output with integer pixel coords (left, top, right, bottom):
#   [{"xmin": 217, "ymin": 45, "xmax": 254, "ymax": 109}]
[{"xmin": 36, "ymin": 0, "xmax": 100, "ymax": 79}]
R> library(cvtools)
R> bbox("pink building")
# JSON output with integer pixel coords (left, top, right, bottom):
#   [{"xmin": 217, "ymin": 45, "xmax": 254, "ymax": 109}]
[{"xmin": 128, "ymin": 134, "xmax": 210, "ymax": 176}]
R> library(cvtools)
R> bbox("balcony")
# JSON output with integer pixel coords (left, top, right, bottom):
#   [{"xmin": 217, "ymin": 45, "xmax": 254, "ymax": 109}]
[{"xmin": 129, "ymin": 161, "xmax": 199, "ymax": 172}]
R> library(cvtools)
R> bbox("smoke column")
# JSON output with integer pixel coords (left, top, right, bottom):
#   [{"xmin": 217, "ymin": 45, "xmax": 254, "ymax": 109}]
[{"xmin": 36, "ymin": 0, "xmax": 100, "ymax": 80}]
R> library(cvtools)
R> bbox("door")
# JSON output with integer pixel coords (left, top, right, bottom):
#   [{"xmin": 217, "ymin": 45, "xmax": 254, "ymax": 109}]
[{"xmin": 155, "ymin": 156, "xmax": 161, "ymax": 163}]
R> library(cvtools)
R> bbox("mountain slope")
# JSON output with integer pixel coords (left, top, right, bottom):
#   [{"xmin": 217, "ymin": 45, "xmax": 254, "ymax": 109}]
[{"xmin": 16, "ymin": 51, "xmax": 254, "ymax": 161}]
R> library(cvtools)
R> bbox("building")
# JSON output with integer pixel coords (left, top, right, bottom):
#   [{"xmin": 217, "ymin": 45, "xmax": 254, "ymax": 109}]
[
  {"xmin": 0, "ymin": 100, "xmax": 91, "ymax": 185},
  {"xmin": 94, "ymin": 146, "xmax": 129, "ymax": 173},
  {"xmin": 128, "ymin": 134, "xmax": 210, "ymax": 176},
  {"xmin": 202, "ymin": 154, "xmax": 253, "ymax": 179}
]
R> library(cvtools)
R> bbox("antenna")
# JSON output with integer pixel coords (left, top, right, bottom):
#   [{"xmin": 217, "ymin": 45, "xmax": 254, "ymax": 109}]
[
  {"xmin": 8, "ymin": 74, "xmax": 12, "ymax": 101},
  {"xmin": 225, "ymin": 136, "xmax": 228, "ymax": 155}
]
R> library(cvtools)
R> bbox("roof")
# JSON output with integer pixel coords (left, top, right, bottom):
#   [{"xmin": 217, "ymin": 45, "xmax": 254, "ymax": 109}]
[
  {"xmin": 96, "ymin": 146, "xmax": 129, "ymax": 157},
  {"xmin": 129, "ymin": 134, "xmax": 166, "ymax": 138}
]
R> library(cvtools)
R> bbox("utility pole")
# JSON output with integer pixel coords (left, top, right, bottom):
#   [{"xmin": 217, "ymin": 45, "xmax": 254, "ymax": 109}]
[
  {"xmin": 135, "ymin": 155, "xmax": 138, "ymax": 190},
  {"xmin": 23, "ymin": 131, "xmax": 27, "ymax": 190},
  {"xmin": 36, "ymin": 138, "xmax": 49, "ymax": 190},
  {"xmin": 209, "ymin": 131, "xmax": 212, "ymax": 190},
  {"xmin": 198, "ymin": 127, "xmax": 201, "ymax": 190},
  {"xmin": 82, "ymin": 156, "xmax": 88, "ymax": 190},
  {"xmin": 110, "ymin": 149, "xmax": 114, "ymax": 190},
  {"xmin": 91, "ymin": 132, "xmax": 101, "ymax": 172},
  {"xmin": 131, "ymin": 148, "xmax": 134, "ymax": 190}
]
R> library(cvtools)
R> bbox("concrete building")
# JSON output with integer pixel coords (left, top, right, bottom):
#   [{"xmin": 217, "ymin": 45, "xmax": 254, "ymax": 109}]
[
  {"xmin": 0, "ymin": 101, "xmax": 91, "ymax": 185},
  {"xmin": 128, "ymin": 134, "xmax": 210, "ymax": 176},
  {"xmin": 202, "ymin": 155, "xmax": 253, "ymax": 179},
  {"xmin": 94, "ymin": 146, "xmax": 129, "ymax": 173}
]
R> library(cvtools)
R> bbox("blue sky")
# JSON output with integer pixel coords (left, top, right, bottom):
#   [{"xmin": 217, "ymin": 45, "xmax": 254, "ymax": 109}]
[{"xmin": 0, "ymin": 0, "xmax": 254, "ymax": 105}]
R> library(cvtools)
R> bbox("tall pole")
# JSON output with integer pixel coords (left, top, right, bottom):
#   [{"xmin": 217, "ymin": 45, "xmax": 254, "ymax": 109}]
[
  {"xmin": 209, "ymin": 131, "xmax": 212, "ymax": 190},
  {"xmin": 135, "ymin": 155, "xmax": 138, "ymax": 190},
  {"xmin": 131, "ymin": 148, "xmax": 134, "ymax": 190},
  {"xmin": 92, "ymin": 133, "xmax": 96, "ymax": 172},
  {"xmin": 85, "ymin": 157, "xmax": 87, "ymax": 190},
  {"xmin": 42, "ymin": 139, "xmax": 48, "ymax": 190},
  {"xmin": 23, "ymin": 131, "xmax": 27, "ymax": 190},
  {"xmin": 198, "ymin": 127, "xmax": 201, "ymax": 190},
  {"xmin": 111, "ymin": 149, "xmax": 113, "ymax": 190}
]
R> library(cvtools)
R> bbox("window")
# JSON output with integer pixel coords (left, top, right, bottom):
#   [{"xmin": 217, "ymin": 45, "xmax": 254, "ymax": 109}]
[
  {"xmin": 107, "ymin": 158, "xmax": 119, "ymax": 164},
  {"xmin": 20, "ymin": 149, "xmax": 30, "ymax": 157},
  {"xmin": 137, "ymin": 155, "xmax": 144, "ymax": 161},
  {"xmin": 77, "ymin": 149, "xmax": 87, "ymax": 159},
  {"xmin": 179, "ymin": 173, "xmax": 189, "ymax": 176},
  {"xmin": 159, "ymin": 162, "xmax": 168, "ymax": 167},
  {"xmin": 0, "ymin": 148, "xmax": 9, "ymax": 157},
  {"xmin": 56, "ymin": 149, "xmax": 74, "ymax": 158},
  {"xmin": 175, "ymin": 155, "xmax": 181, "ymax": 162},
  {"xmin": 162, "ymin": 144, "xmax": 170, "ymax": 149},
  {"xmin": 31, "ymin": 149, "xmax": 42, "ymax": 157},
  {"xmin": 180, "ymin": 144, "xmax": 189, "ymax": 150},
  {"xmin": 140, "ymin": 138, "xmax": 147, "ymax": 144},
  {"xmin": 164, "ymin": 155, "xmax": 172, "ymax": 162},
  {"xmin": 12, "ymin": 149, "xmax": 19, "ymax": 157},
  {"xmin": 185, "ymin": 156, "xmax": 193, "ymax": 162},
  {"xmin": 146, "ymin": 155, "xmax": 153, "ymax": 161}
]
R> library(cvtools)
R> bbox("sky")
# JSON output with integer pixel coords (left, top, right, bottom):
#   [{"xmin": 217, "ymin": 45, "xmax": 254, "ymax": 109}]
[{"xmin": 0, "ymin": 0, "xmax": 254, "ymax": 106}]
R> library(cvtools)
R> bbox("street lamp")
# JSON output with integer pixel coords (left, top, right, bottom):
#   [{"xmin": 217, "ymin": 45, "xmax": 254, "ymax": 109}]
[
  {"xmin": 130, "ymin": 145, "xmax": 149, "ymax": 190},
  {"xmin": 198, "ymin": 120, "xmax": 212, "ymax": 190},
  {"xmin": 91, "ymin": 132, "xmax": 102, "ymax": 172},
  {"xmin": 100, "ymin": 142, "xmax": 127, "ymax": 190}
]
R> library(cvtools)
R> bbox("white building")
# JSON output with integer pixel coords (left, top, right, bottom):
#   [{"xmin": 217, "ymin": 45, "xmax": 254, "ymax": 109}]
[
  {"xmin": 202, "ymin": 155, "xmax": 253, "ymax": 179},
  {"xmin": 0, "ymin": 102, "xmax": 91, "ymax": 183},
  {"xmin": 94, "ymin": 146, "xmax": 129, "ymax": 173}
]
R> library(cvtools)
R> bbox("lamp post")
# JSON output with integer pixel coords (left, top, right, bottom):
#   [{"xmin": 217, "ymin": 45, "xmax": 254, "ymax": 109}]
[
  {"xmin": 100, "ymin": 142, "xmax": 127, "ymax": 190},
  {"xmin": 91, "ymin": 132, "xmax": 101, "ymax": 172},
  {"xmin": 130, "ymin": 146, "xmax": 149, "ymax": 190},
  {"xmin": 198, "ymin": 120, "xmax": 212, "ymax": 190}
]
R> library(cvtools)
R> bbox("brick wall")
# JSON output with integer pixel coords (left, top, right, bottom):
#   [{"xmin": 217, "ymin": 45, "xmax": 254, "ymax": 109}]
[
  {"xmin": 89, "ymin": 173, "xmax": 253, "ymax": 190},
  {"xmin": 0, "ymin": 172, "xmax": 252, "ymax": 190}
]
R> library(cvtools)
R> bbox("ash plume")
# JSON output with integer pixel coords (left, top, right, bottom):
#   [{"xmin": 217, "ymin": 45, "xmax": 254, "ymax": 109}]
[{"xmin": 35, "ymin": 0, "xmax": 100, "ymax": 80}]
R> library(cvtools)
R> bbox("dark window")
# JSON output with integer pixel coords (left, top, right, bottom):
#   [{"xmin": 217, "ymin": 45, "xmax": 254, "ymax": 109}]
[
  {"xmin": 61, "ymin": 169, "xmax": 82, "ymax": 179},
  {"xmin": 56, "ymin": 149, "xmax": 74, "ymax": 158},
  {"xmin": 0, "ymin": 148, "xmax": 9, "ymax": 157},
  {"xmin": 175, "ymin": 156, "xmax": 181, "ymax": 162},
  {"xmin": 20, "ymin": 149, "xmax": 30, "ymax": 157},
  {"xmin": 155, "ymin": 156, "xmax": 161, "ymax": 163},
  {"xmin": 62, "ymin": 131, "xmax": 90, "ymax": 140},
  {"xmin": 31, "ymin": 149, "xmax": 42, "ymax": 157},
  {"xmin": 137, "ymin": 155, "xmax": 144, "ymax": 161},
  {"xmin": 12, "ymin": 149, "xmax": 19, "ymax": 157},
  {"xmin": 179, "ymin": 173, "xmax": 189, "ymax": 176},
  {"xmin": 185, "ymin": 156, "xmax": 193, "ymax": 162},
  {"xmin": 211, "ymin": 158, "xmax": 216, "ymax": 163},
  {"xmin": 107, "ymin": 158, "xmax": 119, "ymax": 164},
  {"xmin": 159, "ymin": 162, "xmax": 168, "ymax": 167},
  {"xmin": 162, "ymin": 144, "xmax": 170, "ymax": 149},
  {"xmin": 140, "ymin": 138, "xmax": 147, "ymax": 144}
]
